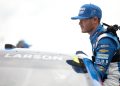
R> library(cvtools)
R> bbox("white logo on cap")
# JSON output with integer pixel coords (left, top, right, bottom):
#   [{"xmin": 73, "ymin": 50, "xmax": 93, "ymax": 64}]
[{"xmin": 79, "ymin": 8, "xmax": 85, "ymax": 14}]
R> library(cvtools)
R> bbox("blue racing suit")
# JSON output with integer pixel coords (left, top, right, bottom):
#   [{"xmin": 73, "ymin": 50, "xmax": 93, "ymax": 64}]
[{"xmin": 90, "ymin": 24, "xmax": 120, "ymax": 86}]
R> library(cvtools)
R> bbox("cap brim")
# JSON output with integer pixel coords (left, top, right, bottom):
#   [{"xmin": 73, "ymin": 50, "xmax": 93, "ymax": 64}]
[{"xmin": 71, "ymin": 16, "xmax": 89, "ymax": 20}]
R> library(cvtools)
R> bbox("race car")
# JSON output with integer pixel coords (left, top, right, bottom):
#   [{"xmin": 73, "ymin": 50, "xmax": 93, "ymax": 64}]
[{"xmin": 0, "ymin": 48, "xmax": 102, "ymax": 86}]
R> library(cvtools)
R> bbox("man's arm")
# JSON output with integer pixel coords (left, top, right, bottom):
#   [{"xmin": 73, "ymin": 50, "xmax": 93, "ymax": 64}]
[{"xmin": 94, "ymin": 37, "xmax": 118, "ymax": 80}]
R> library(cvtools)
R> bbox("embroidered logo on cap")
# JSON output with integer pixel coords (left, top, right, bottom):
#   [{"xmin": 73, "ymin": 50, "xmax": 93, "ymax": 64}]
[{"xmin": 79, "ymin": 8, "xmax": 85, "ymax": 14}]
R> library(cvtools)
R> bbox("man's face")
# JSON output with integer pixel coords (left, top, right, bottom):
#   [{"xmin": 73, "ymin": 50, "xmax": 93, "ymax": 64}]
[{"xmin": 79, "ymin": 18, "xmax": 95, "ymax": 34}]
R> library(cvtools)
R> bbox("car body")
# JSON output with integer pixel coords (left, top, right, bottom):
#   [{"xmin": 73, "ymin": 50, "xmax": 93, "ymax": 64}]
[{"xmin": 0, "ymin": 49, "xmax": 102, "ymax": 86}]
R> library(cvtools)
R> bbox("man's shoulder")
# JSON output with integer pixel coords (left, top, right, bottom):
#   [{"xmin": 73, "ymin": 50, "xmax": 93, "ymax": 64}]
[{"xmin": 97, "ymin": 32, "xmax": 120, "ymax": 48}]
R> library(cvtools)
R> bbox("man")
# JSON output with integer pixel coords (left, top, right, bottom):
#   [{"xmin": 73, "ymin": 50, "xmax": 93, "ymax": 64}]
[
  {"xmin": 16, "ymin": 40, "xmax": 31, "ymax": 48},
  {"xmin": 71, "ymin": 4, "xmax": 120, "ymax": 86}
]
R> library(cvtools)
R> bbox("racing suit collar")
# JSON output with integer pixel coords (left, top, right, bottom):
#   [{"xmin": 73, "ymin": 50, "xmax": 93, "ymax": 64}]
[
  {"xmin": 89, "ymin": 24, "xmax": 103, "ymax": 39},
  {"xmin": 89, "ymin": 24, "xmax": 105, "ymax": 44}
]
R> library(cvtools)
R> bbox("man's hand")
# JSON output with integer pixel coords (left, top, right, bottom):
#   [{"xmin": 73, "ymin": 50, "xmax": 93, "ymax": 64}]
[{"xmin": 66, "ymin": 55, "xmax": 87, "ymax": 73}]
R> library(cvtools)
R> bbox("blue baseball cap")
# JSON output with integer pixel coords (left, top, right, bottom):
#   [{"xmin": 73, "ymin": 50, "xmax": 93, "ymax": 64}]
[{"xmin": 71, "ymin": 4, "xmax": 102, "ymax": 20}]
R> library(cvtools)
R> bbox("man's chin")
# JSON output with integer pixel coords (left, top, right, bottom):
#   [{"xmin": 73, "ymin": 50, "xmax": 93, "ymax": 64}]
[{"xmin": 81, "ymin": 31, "xmax": 87, "ymax": 33}]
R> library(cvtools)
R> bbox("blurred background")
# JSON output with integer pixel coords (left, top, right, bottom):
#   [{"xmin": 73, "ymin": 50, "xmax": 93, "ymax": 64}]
[{"xmin": 0, "ymin": 0, "xmax": 120, "ymax": 56}]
